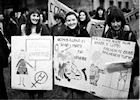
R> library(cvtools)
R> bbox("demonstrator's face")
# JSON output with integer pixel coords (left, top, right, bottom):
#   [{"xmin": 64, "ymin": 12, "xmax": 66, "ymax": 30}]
[
  {"xmin": 30, "ymin": 13, "xmax": 40, "ymax": 24},
  {"xmin": 79, "ymin": 12, "xmax": 86, "ymax": 21},
  {"xmin": 98, "ymin": 9, "xmax": 103, "ymax": 16},
  {"xmin": 111, "ymin": 19, "xmax": 122, "ymax": 31},
  {"xmin": 66, "ymin": 14, "xmax": 78, "ymax": 29}
]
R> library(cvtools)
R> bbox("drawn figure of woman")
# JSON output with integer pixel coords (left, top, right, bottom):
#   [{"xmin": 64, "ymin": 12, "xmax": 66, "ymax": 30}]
[
  {"xmin": 90, "ymin": 64, "xmax": 104, "ymax": 86},
  {"xmin": 16, "ymin": 52, "xmax": 33, "ymax": 87},
  {"xmin": 117, "ymin": 70, "xmax": 128, "ymax": 90}
]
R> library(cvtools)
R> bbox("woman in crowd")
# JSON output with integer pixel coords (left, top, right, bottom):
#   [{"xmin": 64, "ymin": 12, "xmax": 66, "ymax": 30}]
[
  {"xmin": 20, "ymin": 9, "xmax": 50, "ymax": 99},
  {"xmin": 21, "ymin": 9, "xmax": 50, "ymax": 36},
  {"xmin": 61, "ymin": 12, "xmax": 90, "ymax": 99},
  {"xmin": 64, "ymin": 12, "xmax": 89, "ymax": 37},
  {"xmin": 102, "ymin": 6, "xmax": 139, "ymax": 99},
  {"xmin": 78, "ymin": 9, "xmax": 90, "ymax": 33},
  {"xmin": 50, "ymin": 13, "xmax": 66, "ymax": 36},
  {"xmin": 3, "ymin": 10, "xmax": 20, "ymax": 44},
  {"xmin": 94, "ymin": 6, "xmax": 105, "ymax": 20},
  {"xmin": 103, "ymin": 5, "xmax": 118, "ymax": 35},
  {"xmin": 18, "ymin": 8, "xmax": 29, "ymax": 27}
]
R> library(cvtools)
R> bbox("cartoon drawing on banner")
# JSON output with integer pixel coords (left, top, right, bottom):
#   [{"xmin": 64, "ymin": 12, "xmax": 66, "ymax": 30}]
[
  {"xmin": 90, "ymin": 51, "xmax": 105, "ymax": 86},
  {"xmin": 117, "ymin": 70, "xmax": 129, "ymax": 91},
  {"xmin": 81, "ymin": 68, "xmax": 87, "ymax": 81},
  {"xmin": 16, "ymin": 50, "xmax": 33, "ymax": 87},
  {"xmin": 31, "ymin": 71, "xmax": 48, "ymax": 88},
  {"xmin": 90, "ymin": 64, "xmax": 105, "ymax": 86},
  {"xmin": 64, "ymin": 61, "xmax": 82, "ymax": 81},
  {"xmin": 55, "ymin": 44, "xmax": 82, "ymax": 82},
  {"xmin": 102, "ymin": 69, "xmax": 129, "ymax": 91}
]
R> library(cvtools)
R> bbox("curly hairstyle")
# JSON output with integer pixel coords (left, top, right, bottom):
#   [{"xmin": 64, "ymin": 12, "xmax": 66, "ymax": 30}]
[
  {"xmin": 25, "ymin": 9, "xmax": 42, "ymax": 35},
  {"xmin": 106, "ymin": 6, "xmax": 126, "ymax": 28}
]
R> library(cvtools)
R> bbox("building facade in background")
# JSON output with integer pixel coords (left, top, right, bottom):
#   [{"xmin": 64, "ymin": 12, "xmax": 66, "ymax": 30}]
[
  {"xmin": 59, "ymin": 0, "xmax": 139, "ymax": 12},
  {"xmin": 0, "ymin": 0, "xmax": 138, "ymax": 14}
]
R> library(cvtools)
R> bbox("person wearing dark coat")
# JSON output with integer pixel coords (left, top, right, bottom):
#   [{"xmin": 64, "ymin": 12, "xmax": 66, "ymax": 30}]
[
  {"xmin": 50, "ymin": 13, "xmax": 66, "ymax": 36},
  {"xmin": 0, "ymin": 29, "xmax": 10, "ymax": 99},
  {"xmin": 62, "ymin": 12, "xmax": 90, "ymax": 99},
  {"xmin": 3, "ymin": 10, "xmax": 20, "ymax": 43},
  {"xmin": 94, "ymin": 6, "xmax": 105, "ymax": 20},
  {"xmin": 78, "ymin": 9, "xmax": 90, "ymax": 32},
  {"xmin": 102, "ymin": 6, "xmax": 139, "ymax": 99}
]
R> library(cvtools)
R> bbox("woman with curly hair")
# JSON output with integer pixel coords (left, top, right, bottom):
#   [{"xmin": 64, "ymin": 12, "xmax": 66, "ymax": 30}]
[{"xmin": 102, "ymin": 6, "xmax": 139, "ymax": 99}]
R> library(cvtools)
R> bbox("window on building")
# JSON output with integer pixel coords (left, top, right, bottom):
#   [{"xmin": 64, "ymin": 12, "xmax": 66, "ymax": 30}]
[
  {"xmin": 109, "ymin": 0, "xmax": 114, "ymax": 6},
  {"xmin": 125, "ymin": 2, "xmax": 129, "ymax": 9},
  {"xmin": 118, "ymin": 1, "xmax": 122, "ymax": 9},
  {"xmin": 99, "ymin": 0, "xmax": 105, "ymax": 8}
]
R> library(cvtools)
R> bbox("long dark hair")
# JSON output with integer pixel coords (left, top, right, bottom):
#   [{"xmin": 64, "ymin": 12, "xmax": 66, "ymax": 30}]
[
  {"xmin": 25, "ymin": 9, "xmax": 42, "ymax": 35},
  {"xmin": 94, "ymin": 6, "xmax": 105, "ymax": 20},
  {"xmin": 78, "ymin": 9, "xmax": 90, "ymax": 24}
]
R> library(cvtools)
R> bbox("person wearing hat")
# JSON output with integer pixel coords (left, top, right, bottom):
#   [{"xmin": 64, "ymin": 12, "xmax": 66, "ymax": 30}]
[{"xmin": 50, "ymin": 13, "xmax": 66, "ymax": 36}]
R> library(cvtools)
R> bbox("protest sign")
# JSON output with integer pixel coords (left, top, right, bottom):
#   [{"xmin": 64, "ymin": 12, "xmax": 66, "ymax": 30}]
[
  {"xmin": 89, "ymin": 37, "xmax": 135, "ymax": 98},
  {"xmin": 11, "ymin": 36, "xmax": 53, "ymax": 90},
  {"xmin": 87, "ymin": 19, "xmax": 105, "ymax": 37},
  {"xmin": 48, "ymin": 0, "xmax": 76, "ymax": 27},
  {"xmin": 54, "ymin": 36, "xmax": 91, "ymax": 92}
]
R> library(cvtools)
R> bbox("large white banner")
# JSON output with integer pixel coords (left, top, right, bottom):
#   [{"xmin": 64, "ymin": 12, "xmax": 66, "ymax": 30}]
[
  {"xmin": 54, "ymin": 36, "xmax": 91, "ymax": 92},
  {"xmin": 11, "ymin": 35, "xmax": 136, "ymax": 98},
  {"xmin": 11, "ymin": 36, "xmax": 53, "ymax": 90},
  {"xmin": 89, "ymin": 37, "xmax": 135, "ymax": 98},
  {"xmin": 48, "ymin": 0, "xmax": 76, "ymax": 27}
]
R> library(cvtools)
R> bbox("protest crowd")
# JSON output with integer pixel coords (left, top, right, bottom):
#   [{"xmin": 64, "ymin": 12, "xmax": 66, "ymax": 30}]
[{"xmin": 0, "ymin": 0, "xmax": 139, "ymax": 99}]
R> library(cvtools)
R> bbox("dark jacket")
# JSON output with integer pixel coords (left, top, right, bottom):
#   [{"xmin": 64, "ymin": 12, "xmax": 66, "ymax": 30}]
[
  {"xmin": 50, "ymin": 24, "xmax": 66, "ymax": 36},
  {"xmin": 0, "ymin": 30, "xmax": 10, "ymax": 99},
  {"xmin": 40, "ymin": 24, "xmax": 50, "ymax": 36},
  {"xmin": 103, "ymin": 26, "xmax": 139, "ymax": 77},
  {"xmin": 64, "ymin": 26, "xmax": 89, "ymax": 37},
  {"xmin": 0, "ymin": 31, "xmax": 10, "ymax": 68},
  {"xmin": 3, "ymin": 18, "xmax": 19, "ymax": 43}
]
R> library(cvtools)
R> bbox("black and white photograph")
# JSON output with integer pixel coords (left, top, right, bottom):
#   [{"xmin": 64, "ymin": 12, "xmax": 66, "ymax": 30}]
[{"xmin": 0, "ymin": 0, "xmax": 139, "ymax": 99}]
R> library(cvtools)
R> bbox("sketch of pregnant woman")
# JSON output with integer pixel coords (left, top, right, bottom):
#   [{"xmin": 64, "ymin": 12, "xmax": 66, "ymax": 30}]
[
  {"xmin": 117, "ymin": 70, "xmax": 129, "ymax": 91},
  {"xmin": 90, "ymin": 64, "xmax": 105, "ymax": 86},
  {"xmin": 16, "ymin": 50, "xmax": 33, "ymax": 87}
]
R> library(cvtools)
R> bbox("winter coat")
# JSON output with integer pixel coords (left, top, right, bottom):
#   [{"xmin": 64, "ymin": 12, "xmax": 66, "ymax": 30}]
[
  {"xmin": 103, "ymin": 25, "xmax": 139, "ymax": 83},
  {"xmin": 64, "ymin": 26, "xmax": 89, "ymax": 37},
  {"xmin": 50, "ymin": 24, "xmax": 66, "ymax": 36}
]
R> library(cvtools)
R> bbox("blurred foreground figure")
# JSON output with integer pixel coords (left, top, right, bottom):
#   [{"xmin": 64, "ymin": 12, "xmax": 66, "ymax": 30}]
[{"xmin": 0, "ymin": 28, "xmax": 10, "ymax": 99}]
